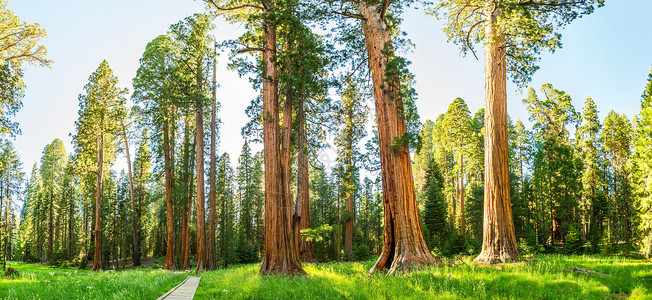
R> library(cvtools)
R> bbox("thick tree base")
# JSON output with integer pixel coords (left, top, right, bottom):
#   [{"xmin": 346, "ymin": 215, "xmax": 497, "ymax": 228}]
[
  {"xmin": 259, "ymin": 265, "xmax": 307, "ymax": 277},
  {"xmin": 474, "ymin": 249, "xmax": 519, "ymax": 265},
  {"xmin": 370, "ymin": 250, "xmax": 435, "ymax": 274}
]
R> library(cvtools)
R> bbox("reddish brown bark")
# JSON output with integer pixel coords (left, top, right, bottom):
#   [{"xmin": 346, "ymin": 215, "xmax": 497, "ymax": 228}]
[
  {"xmin": 359, "ymin": 3, "xmax": 434, "ymax": 274},
  {"xmin": 460, "ymin": 152, "xmax": 465, "ymax": 233},
  {"xmin": 163, "ymin": 110, "xmax": 177, "ymax": 270},
  {"xmin": 92, "ymin": 131, "xmax": 104, "ymax": 271},
  {"xmin": 121, "ymin": 122, "xmax": 140, "ymax": 267},
  {"xmin": 208, "ymin": 52, "xmax": 218, "ymax": 271},
  {"xmin": 195, "ymin": 83, "xmax": 207, "ymax": 274},
  {"xmin": 259, "ymin": 10, "xmax": 305, "ymax": 275},
  {"xmin": 474, "ymin": 3, "xmax": 519, "ymax": 264},
  {"xmin": 294, "ymin": 101, "xmax": 315, "ymax": 263},
  {"xmin": 180, "ymin": 115, "xmax": 193, "ymax": 270}
]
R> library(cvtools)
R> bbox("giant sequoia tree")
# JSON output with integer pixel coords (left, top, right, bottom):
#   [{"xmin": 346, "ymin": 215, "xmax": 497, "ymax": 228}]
[
  {"xmin": 325, "ymin": 0, "xmax": 434, "ymax": 273},
  {"xmin": 434, "ymin": 0, "xmax": 603, "ymax": 263},
  {"xmin": 73, "ymin": 60, "xmax": 127, "ymax": 271}
]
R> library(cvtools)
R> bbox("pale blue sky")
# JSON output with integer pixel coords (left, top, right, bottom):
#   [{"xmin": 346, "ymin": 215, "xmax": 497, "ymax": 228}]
[{"xmin": 8, "ymin": 0, "xmax": 652, "ymax": 179}]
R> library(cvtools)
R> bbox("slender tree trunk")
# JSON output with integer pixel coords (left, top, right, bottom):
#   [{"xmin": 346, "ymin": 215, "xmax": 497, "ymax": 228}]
[
  {"xmin": 195, "ymin": 85, "xmax": 207, "ymax": 274},
  {"xmin": 359, "ymin": 3, "xmax": 434, "ymax": 274},
  {"xmin": 259, "ymin": 10, "xmax": 305, "ymax": 275},
  {"xmin": 221, "ymin": 172, "xmax": 228, "ymax": 269},
  {"xmin": 121, "ymin": 122, "xmax": 140, "ymax": 267},
  {"xmin": 48, "ymin": 191, "xmax": 53, "ymax": 261},
  {"xmin": 460, "ymin": 151, "xmax": 465, "ymax": 233},
  {"xmin": 295, "ymin": 101, "xmax": 315, "ymax": 263},
  {"xmin": 208, "ymin": 54, "xmax": 218, "ymax": 270},
  {"xmin": 92, "ymin": 131, "xmax": 104, "ymax": 271},
  {"xmin": 474, "ymin": 3, "xmax": 519, "ymax": 264},
  {"xmin": 180, "ymin": 115, "xmax": 192, "ymax": 270},
  {"xmin": 345, "ymin": 133, "xmax": 354, "ymax": 260},
  {"xmin": 163, "ymin": 114, "xmax": 177, "ymax": 270},
  {"xmin": 3, "ymin": 184, "xmax": 9, "ymax": 272}
]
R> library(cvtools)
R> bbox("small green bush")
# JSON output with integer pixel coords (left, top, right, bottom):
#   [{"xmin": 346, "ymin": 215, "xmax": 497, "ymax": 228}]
[
  {"xmin": 353, "ymin": 243, "xmax": 370, "ymax": 261},
  {"xmin": 564, "ymin": 227, "xmax": 583, "ymax": 255}
]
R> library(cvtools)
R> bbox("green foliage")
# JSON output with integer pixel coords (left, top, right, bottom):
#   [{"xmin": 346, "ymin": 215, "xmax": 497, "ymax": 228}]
[
  {"xmin": 301, "ymin": 224, "xmax": 334, "ymax": 243},
  {"xmin": 352, "ymin": 243, "xmax": 370, "ymax": 261},
  {"xmin": 633, "ymin": 67, "xmax": 652, "ymax": 258},
  {"xmin": 432, "ymin": 0, "xmax": 604, "ymax": 86},
  {"xmin": 564, "ymin": 227, "xmax": 583, "ymax": 255},
  {"xmin": 422, "ymin": 158, "xmax": 447, "ymax": 247},
  {"xmin": 0, "ymin": 63, "xmax": 24, "ymax": 137}
]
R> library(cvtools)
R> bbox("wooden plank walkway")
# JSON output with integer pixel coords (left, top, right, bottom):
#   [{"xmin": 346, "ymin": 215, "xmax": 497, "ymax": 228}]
[{"xmin": 157, "ymin": 276, "xmax": 201, "ymax": 300}]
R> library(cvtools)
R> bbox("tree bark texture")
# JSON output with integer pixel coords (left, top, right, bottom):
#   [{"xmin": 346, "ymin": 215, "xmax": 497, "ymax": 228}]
[
  {"xmin": 474, "ymin": 3, "xmax": 519, "ymax": 264},
  {"xmin": 259, "ymin": 11, "xmax": 305, "ymax": 275},
  {"xmin": 295, "ymin": 101, "xmax": 315, "ymax": 263},
  {"xmin": 208, "ymin": 71, "xmax": 218, "ymax": 271},
  {"xmin": 195, "ymin": 88, "xmax": 207, "ymax": 274},
  {"xmin": 92, "ymin": 131, "xmax": 104, "ymax": 271},
  {"xmin": 359, "ymin": 3, "xmax": 434, "ymax": 274},
  {"xmin": 163, "ymin": 113, "xmax": 177, "ymax": 270},
  {"xmin": 122, "ymin": 122, "xmax": 140, "ymax": 267},
  {"xmin": 180, "ymin": 115, "xmax": 193, "ymax": 270}
]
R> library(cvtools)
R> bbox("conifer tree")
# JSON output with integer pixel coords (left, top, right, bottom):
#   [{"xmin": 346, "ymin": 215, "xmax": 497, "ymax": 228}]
[
  {"xmin": 72, "ymin": 60, "xmax": 127, "ymax": 271},
  {"xmin": 633, "ymin": 67, "xmax": 652, "ymax": 259},
  {"xmin": 435, "ymin": 0, "xmax": 603, "ymax": 264}
]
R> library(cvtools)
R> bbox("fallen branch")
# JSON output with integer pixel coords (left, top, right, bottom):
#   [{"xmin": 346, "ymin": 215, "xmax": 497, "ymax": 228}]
[{"xmin": 571, "ymin": 267, "xmax": 609, "ymax": 277}]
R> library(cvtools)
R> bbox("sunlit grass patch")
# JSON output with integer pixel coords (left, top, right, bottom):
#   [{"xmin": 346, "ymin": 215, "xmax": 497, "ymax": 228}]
[
  {"xmin": 0, "ymin": 262, "xmax": 186, "ymax": 300},
  {"xmin": 194, "ymin": 255, "xmax": 651, "ymax": 299}
]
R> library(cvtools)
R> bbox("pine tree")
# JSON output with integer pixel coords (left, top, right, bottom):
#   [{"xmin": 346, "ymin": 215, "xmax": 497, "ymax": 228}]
[
  {"xmin": 633, "ymin": 67, "xmax": 652, "ymax": 259},
  {"xmin": 422, "ymin": 159, "xmax": 447, "ymax": 248}
]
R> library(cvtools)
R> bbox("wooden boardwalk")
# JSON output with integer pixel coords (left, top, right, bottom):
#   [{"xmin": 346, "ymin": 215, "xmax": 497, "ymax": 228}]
[{"xmin": 157, "ymin": 276, "xmax": 201, "ymax": 300}]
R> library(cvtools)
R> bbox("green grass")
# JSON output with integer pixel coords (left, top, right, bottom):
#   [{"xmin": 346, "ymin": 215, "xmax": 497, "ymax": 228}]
[
  {"xmin": 0, "ymin": 262, "xmax": 186, "ymax": 299},
  {"xmin": 2, "ymin": 255, "xmax": 650, "ymax": 299},
  {"xmin": 194, "ymin": 255, "xmax": 652, "ymax": 300}
]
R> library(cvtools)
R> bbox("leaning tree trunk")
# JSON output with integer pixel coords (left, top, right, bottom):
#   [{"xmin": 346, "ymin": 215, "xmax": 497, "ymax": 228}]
[
  {"xmin": 121, "ymin": 122, "xmax": 140, "ymax": 267},
  {"xmin": 259, "ymin": 9, "xmax": 305, "ymax": 275},
  {"xmin": 208, "ymin": 50, "xmax": 218, "ymax": 271},
  {"xmin": 163, "ymin": 114, "xmax": 177, "ymax": 270},
  {"xmin": 92, "ymin": 131, "xmax": 104, "ymax": 271},
  {"xmin": 359, "ymin": 3, "xmax": 434, "ymax": 274},
  {"xmin": 295, "ymin": 101, "xmax": 315, "ymax": 263},
  {"xmin": 474, "ymin": 4, "xmax": 519, "ymax": 264}
]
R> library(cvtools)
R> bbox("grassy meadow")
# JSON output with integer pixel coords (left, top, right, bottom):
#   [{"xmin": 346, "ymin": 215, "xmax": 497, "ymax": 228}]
[
  {"xmin": 0, "ymin": 262, "xmax": 186, "ymax": 299},
  {"xmin": 1, "ymin": 255, "xmax": 651, "ymax": 299}
]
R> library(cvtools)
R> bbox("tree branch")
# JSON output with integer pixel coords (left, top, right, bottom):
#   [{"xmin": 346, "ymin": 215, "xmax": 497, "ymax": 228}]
[{"xmin": 205, "ymin": 0, "xmax": 264, "ymax": 11}]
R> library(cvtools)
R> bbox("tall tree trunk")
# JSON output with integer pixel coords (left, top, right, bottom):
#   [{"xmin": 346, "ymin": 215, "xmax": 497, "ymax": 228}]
[
  {"xmin": 49, "ymin": 191, "xmax": 53, "ymax": 261},
  {"xmin": 359, "ymin": 3, "xmax": 434, "ymax": 274},
  {"xmin": 460, "ymin": 152, "xmax": 465, "ymax": 233},
  {"xmin": 180, "ymin": 115, "xmax": 192, "ymax": 270},
  {"xmin": 294, "ymin": 101, "xmax": 315, "ymax": 262},
  {"xmin": 221, "ymin": 172, "xmax": 228, "ymax": 269},
  {"xmin": 474, "ymin": 3, "xmax": 519, "ymax": 264},
  {"xmin": 92, "ymin": 131, "xmax": 104, "ymax": 271},
  {"xmin": 208, "ymin": 54, "xmax": 218, "ymax": 270},
  {"xmin": 195, "ymin": 82, "xmax": 207, "ymax": 274},
  {"xmin": 259, "ymin": 10, "xmax": 305, "ymax": 275},
  {"xmin": 3, "ymin": 180, "xmax": 9, "ymax": 272},
  {"xmin": 163, "ymin": 113, "xmax": 177, "ymax": 270},
  {"xmin": 121, "ymin": 122, "xmax": 140, "ymax": 267}
]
